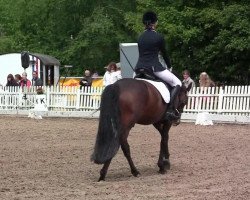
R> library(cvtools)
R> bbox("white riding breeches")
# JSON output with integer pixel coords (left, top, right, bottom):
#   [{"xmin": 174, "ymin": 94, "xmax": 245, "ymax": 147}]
[{"xmin": 154, "ymin": 69, "xmax": 182, "ymax": 87}]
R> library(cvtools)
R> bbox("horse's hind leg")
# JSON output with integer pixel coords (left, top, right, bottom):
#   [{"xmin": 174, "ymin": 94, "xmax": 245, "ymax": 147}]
[
  {"xmin": 98, "ymin": 159, "xmax": 112, "ymax": 181},
  {"xmin": 120, "ymin": 130, "xmax": 140, "ymax": 177}
]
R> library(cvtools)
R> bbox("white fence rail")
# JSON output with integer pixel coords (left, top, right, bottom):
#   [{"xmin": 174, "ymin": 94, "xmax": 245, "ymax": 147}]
[
  {"xmin": 0, "ymin": 85, "xmax": 249, "ymax": 123},
  {"xmin": 186, "ymin": 85, "xmax": 250, "ymax": 115},
  {"xmin": 0, "ymin": 86, "xmax": 103, "ymax": 111}
]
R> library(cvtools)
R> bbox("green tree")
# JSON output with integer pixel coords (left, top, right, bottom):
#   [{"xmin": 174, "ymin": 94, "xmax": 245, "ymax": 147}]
[
  {"xmin": 125, "ymin": 0, "xmax": 250, "ymax": 84},
  {"xmin": 0, "ymin": 0, "xmax": 249, "ymax": 84}
]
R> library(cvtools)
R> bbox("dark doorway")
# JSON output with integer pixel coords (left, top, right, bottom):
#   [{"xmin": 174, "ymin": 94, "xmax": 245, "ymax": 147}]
[{"xmin": 45, "ymin": 65, "xmax": 54, "ymax": 86}]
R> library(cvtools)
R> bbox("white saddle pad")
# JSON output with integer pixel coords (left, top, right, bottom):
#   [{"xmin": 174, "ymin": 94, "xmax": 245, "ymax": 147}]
[{"xmin": 136, "ymin": 78, "xmax": 170, "ymax": 103}]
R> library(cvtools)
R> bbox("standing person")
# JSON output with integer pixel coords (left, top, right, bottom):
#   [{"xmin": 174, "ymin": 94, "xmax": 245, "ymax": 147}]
[
  {"xmin": 32, "ymin": 71, "xmax": 43, "ymax": 86},
  {"xmin": 6, "ymin": 74, "xmax": 19, "ymax": 86},
  {"xmin": 115, "ymin": 63, "xmax": 122, "ymax": 81},
  {"xmin": 79, "ymin": 70, "xmax": 92, "ymax": 89},
  {"xmin": 14, "ymin": 74, "xmax": 22, "ymax": 86},
  {"xmin": 102, "ymin": 64, "xmax": 112, "ymax": 87},
  {"xmin": 199, "ymin": 72, "xmax": 215, "ymax": 87},
  {"xmin": 109, "ymin": 62, "xmax": 122, "ymax": 84},
  {"xmin": 20, "ymin": 72, "xmax": 31, "ymax": 88},
  {"xmin": 182, "ymin": 69, "xmax": 195, "ymax": 89},
  {"xmin": 103, "ymin": 62, "xmax": 122, "ymax": 86},
  {"xmin": 135, "ymin": 11, "xmax": 182, "ymax": 121}
]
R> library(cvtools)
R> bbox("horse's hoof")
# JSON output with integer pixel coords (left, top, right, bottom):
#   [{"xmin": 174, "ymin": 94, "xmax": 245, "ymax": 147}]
[
  {"xmin": 158, "ymin": 169, "xmax": 166, "ymax": 174},
  {"xmin": 172, "ymin": 119, "xmax": 180, "ymax": 126},
  {"xmin": 131, "ymin": 170, "xmax": 140, "ymax": 177},
  {"xmin": 165, "ymin": 164, "xmax": 170, "ymax": 170},
  {"xmin": 162, "ymin": 158, "xmax": 170, "ymax": 170},
  {"xmin": 98, "ymin": 177, "xmax": 105, "ymax": 182},
  {"xmin": 163, "ymin": 162, "xmax": 170, "ymax": 170}
]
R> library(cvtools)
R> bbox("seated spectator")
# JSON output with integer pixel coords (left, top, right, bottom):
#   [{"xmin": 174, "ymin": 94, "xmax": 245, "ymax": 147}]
[
  {"xmin": 6, "ymin": 74, "xmax": 19, "ymax": 87},
  {"xmin": 182, "ymin": 69, "xmax": 195, "ymax": 89},
  {"xmin": 32, "ymin": 71, "xmax": 43, "ymax": 86},
  {"xmin": 20, "ymin": 72, "xmax": 31, "ymax": 88},
  {"xmin": 79, "ymin": 70, "xmax": 92, "ymax": 89},
  {"xmin": 199, "ymin": 72, "xmax": 215, "ymax": 87},
  {"xmin": 15, "ymin": 74, "xmax": 22, "ymax": 86}
]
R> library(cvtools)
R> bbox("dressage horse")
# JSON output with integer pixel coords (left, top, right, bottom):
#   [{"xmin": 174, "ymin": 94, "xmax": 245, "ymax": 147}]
[{"xmin": 91, "ymin": 78, "xmax": 191, "ymax": 181}]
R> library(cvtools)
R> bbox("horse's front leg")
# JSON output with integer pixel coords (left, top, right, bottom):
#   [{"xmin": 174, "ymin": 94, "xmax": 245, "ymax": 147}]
[
  {"xmin": 158, "ymin": 135, "xmax": 170, "ymax": 174},
  {"xmin": 154, "ymin": 123, "xmax": 172, "ymax": 174},
  {"xmin": 120, "ymin": 130, "xmax": 140, "ymax": 177}
]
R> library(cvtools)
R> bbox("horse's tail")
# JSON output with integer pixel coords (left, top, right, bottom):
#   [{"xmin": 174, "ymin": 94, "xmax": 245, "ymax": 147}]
[{"xmin": 91, "ymin": 84, "xmax": 121, "ymax": 164}]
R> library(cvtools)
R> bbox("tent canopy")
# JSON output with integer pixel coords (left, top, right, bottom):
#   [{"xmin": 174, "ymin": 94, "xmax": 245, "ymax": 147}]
[{"xmin": 28, "ymin": 52, "xmax": 60, "ymax": 66}]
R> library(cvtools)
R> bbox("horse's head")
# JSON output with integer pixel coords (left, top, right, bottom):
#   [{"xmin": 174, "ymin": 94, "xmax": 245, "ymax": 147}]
[{"xmin": 176, "ymin": 83, "xmax": 192, "ymax": 114}]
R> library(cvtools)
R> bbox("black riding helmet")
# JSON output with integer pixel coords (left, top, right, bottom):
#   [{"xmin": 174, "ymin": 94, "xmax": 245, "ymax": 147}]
[{"xmin": 142, "ymin": 11, "xmax": 158, "ymax": 26}]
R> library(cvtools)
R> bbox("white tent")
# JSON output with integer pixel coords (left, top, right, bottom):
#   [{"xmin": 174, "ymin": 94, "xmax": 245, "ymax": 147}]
[
  {"xmin": 0, "ymin": 53, "xmax": 31, "ymax": 86},
  {"xmin": 0, "ymin": 53, "xmax": 60, "ymax": 86}
]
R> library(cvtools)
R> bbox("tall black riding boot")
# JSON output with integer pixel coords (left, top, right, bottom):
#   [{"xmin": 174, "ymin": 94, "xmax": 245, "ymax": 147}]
[{"xmin": 164, "ymin": 85, "xmax": 181, "ymax": 121}]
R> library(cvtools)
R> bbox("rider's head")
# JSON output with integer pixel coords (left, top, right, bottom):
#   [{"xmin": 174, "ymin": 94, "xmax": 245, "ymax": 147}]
[{"xmin": 142, "ymin": 11, "xmax": 158, "ymax": 29}]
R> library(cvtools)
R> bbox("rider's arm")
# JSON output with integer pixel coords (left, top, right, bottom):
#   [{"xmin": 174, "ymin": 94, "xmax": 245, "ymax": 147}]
[{"xmin": 159, "ymin": 37, "xmax": 172, "ymax": 69}]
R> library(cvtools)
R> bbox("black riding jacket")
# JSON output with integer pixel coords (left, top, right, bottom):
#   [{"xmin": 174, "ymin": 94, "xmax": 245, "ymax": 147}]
[{"xmin": 135, "ymin": 29, "xmax": 171, "ymax": 72}]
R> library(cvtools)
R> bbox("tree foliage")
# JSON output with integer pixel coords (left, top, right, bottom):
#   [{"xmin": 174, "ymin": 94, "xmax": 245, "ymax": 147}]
[{"xmin": 0, "ymin": 0, "xmax": 249, "ymax": 84}]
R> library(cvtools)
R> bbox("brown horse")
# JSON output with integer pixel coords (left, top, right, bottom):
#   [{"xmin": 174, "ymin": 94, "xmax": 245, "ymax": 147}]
[{"xmin": 91, "ymin": 78, "xmax": 191, "ymax": 181}]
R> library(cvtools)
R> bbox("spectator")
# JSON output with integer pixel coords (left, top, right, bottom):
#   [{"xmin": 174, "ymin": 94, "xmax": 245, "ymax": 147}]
[
  {"xmin": 103, "ymin": 65, "xmax": 112, "ymax": 86},
  {"xmin": 6, "ymin": 74, "xmax": 19, "ymax": 87},
  {"xmin": 79, "ymin": 70, "xmax": 92, "ymax": 89},
  {"xmin": 14, "ymin": 74, "xmax": 22, "ymax": 86},
  {"xmin": 115, "ymin": 63, "xmax": 122, "ymax": 81},
  {"xmin": 20, "ymin": 72, "xmax": 31, "ymax": 88},
  {"xmin": 199, "ymin": 72, "xmax": 215, "ymax": 87},
  {"xmin": 92, "ymin": 69, "xmax": 99, "ymax": 78},
  {"xmin": 32, "ymin": 71, "xmax": 43, "ymax": 86},
  {"xmin": 182, "ymin": 69, "xmax": 195, "ymax": 89},
  {"xmin": 103, "ymin": 62, "xmax": 122, "ymax": 86}
]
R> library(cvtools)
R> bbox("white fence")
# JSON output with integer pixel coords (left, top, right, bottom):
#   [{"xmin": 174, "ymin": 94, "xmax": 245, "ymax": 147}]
[
  {"xmin": 0, "ymin": 86, "xmax": 102, "ymax": 111},
  {"xmin": 0, "ymin": 85, "xmax": 249, "ymax": 123},
  {"xmin": 182, "ymin": 85, "xmax": 250, "ymax": 123}
]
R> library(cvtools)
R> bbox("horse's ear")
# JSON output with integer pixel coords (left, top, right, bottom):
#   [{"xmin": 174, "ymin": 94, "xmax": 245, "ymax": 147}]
[{"xmin": 186, "ymin": 83, "xmax": 192, "ymax": 92}]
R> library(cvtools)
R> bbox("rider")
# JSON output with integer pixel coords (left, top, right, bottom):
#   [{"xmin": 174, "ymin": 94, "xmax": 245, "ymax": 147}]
[{"xmin": 135, "ymin": 11, "xmax": 182, "ymax": 121}]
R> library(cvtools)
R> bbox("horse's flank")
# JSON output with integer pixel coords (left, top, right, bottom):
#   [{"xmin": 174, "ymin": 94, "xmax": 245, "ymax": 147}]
[{"xmin": 118, "ymin": 78, "xmax": 167, "ymax": 125}]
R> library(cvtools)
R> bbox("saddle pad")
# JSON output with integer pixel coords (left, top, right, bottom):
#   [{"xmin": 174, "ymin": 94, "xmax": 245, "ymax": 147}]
[{"xmin": 136, "ymin": 78, "xmax": 170, "ymax": 103}]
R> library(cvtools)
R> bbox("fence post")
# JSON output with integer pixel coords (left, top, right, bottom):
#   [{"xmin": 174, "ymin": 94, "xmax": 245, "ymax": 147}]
[
  {"xmin": 46, "ymin": 86, "xmax": 50, "ymax": 110},
  {"xmin": 217, "ymin": 87, "xmax": 224, "ymax": 113},
  {"xmin": 17, "ymin": 90, "xmax": 23, "ymax": 109},
  {"xmin": 76, "ymin": 87, "xmax": 81, "ymax": 110}
]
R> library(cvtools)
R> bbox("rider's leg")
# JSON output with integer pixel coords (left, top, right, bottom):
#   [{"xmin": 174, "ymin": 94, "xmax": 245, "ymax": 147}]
[
  {"xmin": 154, "ymin": 69, "xmax": 181, "ymax": 87},
  {"xmin": 154, "ymin": 69, "xmax": 182, "ymax": 121},
  {"xmin": 166, "ymin": 85, "xmax": 181, "ymax": 119}
]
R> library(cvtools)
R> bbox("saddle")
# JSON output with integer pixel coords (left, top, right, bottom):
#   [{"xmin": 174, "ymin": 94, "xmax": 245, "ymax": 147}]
[
  {"xmin": 134, "ymin": 68, "xmax": 181, "ymax": 124},
  {"xmin": 134, "ymin": 68, "xmax": 171, "ymax": 91}
]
